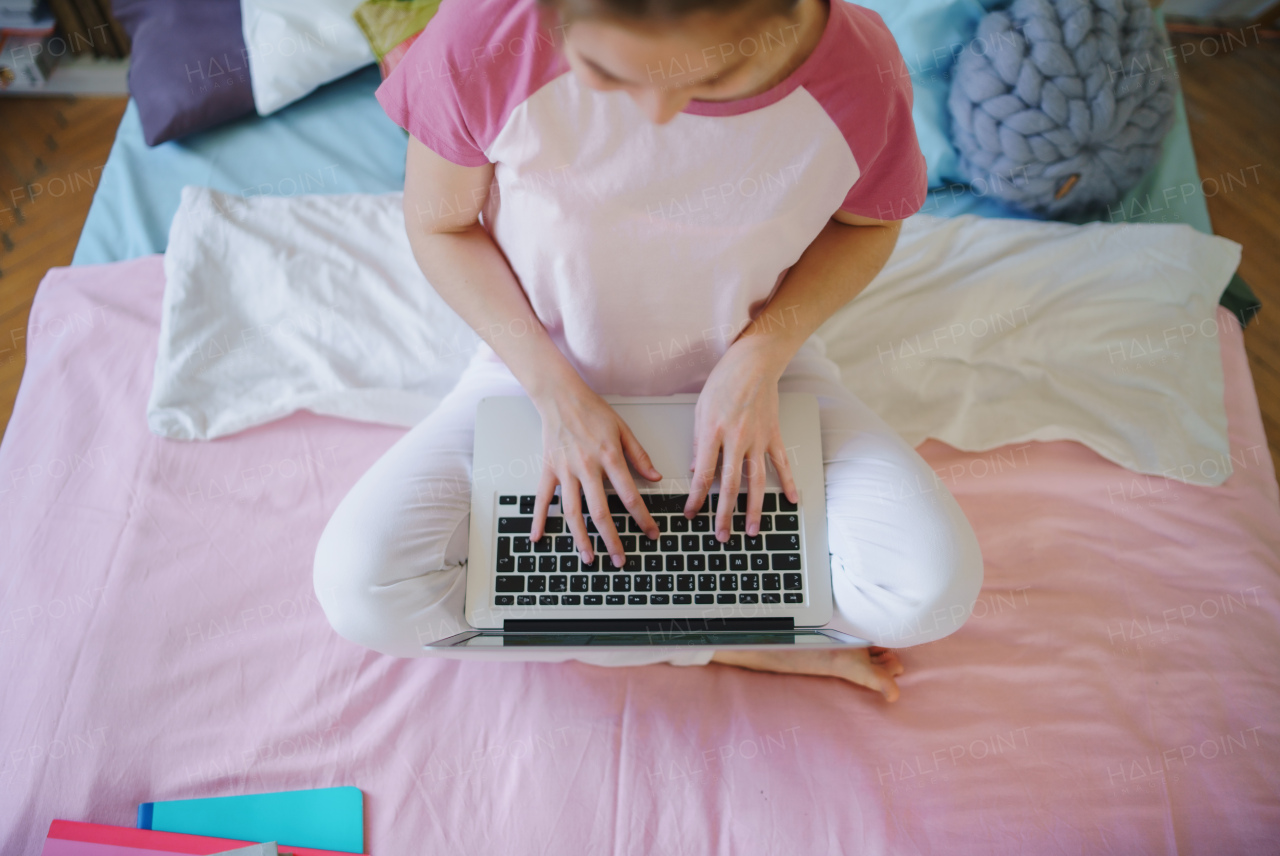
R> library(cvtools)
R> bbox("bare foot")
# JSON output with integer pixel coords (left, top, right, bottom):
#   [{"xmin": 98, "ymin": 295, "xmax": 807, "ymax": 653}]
[{"xmin": 710, "ymin": 646, "xmax": 905, "ymax": 702}]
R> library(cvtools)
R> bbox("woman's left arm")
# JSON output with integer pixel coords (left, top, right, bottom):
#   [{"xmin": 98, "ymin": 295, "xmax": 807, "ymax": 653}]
[{"xmin": 683, "ymin": 211, "xmax": 903, "ymax": 541}]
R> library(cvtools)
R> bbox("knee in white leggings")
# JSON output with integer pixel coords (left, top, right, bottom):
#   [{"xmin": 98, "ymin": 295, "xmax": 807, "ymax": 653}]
[{"xmin": 779, "ymin": 346, "xmax": 984, "ymax": 648}]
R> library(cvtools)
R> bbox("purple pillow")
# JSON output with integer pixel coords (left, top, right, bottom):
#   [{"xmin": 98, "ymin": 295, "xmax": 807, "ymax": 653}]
[{"xmin": 111, "ymin": 0, "xmax": 255, "ymax": 146}]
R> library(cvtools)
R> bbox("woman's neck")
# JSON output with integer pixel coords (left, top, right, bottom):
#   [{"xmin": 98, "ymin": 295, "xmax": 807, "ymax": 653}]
[{"xmin": 709, "ymin": 0, "xmax": 830, "ymax": 102}]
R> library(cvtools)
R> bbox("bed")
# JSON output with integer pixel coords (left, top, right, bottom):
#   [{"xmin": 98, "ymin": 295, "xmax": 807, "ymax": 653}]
[{"xmin": 3, "ymin": 26, "xmax": 1279, "ymax": 856}]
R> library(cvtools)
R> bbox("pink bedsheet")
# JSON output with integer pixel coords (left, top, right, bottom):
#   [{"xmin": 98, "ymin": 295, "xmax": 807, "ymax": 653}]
[{"xmin": 3, "ymin": 255, "xmax": 1278, "ymax": 855}]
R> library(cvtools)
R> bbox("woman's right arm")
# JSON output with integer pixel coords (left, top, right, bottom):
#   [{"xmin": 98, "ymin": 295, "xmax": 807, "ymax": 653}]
[{"xmin": 402, "ymin": 137, "xmax": 660, "ymax": 567}]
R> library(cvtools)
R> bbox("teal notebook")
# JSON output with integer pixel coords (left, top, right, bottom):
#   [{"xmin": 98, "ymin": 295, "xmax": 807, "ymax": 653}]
[{"xmin": 136, "ymin": 786, "xmax": 363, "ymax": 853}]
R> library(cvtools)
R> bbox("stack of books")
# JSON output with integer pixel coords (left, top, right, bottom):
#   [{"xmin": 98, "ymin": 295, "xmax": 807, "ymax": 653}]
[
  {"xmin": 0, "ymin": 0, "xmax": 57, "ymax": 91},
  {"xmin": 40, "ymin": 787, "xmax": 367, "ymax": 855}
]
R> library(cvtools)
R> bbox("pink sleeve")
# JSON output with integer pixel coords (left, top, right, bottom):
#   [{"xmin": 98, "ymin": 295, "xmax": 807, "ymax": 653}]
[
  {"xmin": 815, "ymin": 4, "xmax": 929, "ymax": 221},
  {"xmin": 374, "ymin": 0, "xmax": 568, "ymax": 167}
]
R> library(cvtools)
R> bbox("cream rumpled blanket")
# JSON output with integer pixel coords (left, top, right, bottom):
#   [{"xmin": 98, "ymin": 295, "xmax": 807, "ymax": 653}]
[{"xmin": 148, "ymin": 186, "xmax": 1241, "ymax": 486}]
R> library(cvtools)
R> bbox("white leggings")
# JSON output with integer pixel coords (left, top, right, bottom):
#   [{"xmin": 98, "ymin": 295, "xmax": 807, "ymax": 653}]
[{"xmin": 313, "ymin": 341, "xmax": 983, "ymax": 666}]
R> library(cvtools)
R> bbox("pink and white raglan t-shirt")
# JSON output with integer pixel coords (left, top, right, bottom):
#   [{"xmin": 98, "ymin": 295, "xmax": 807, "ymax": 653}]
[{"xmin": 377, "ymin": 0, "xmax": 927, "ymax": 395}]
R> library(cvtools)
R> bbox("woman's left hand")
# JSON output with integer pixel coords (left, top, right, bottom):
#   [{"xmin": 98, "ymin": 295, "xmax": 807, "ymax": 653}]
[{"xmin": 683, "ymin": 338, "xmax": 800, "ymax": 539}]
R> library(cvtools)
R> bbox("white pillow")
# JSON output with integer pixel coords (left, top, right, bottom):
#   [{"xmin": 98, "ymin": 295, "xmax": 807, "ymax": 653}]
[{"xmin": 241, "ymin": 0, "xmax": 375, "ymax": 116}]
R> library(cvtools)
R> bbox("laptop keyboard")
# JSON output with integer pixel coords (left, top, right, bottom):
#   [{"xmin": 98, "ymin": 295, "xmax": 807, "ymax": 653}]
[{"xmin": 490, "ymin": 492, "xmax": 803, "ymax": 608}]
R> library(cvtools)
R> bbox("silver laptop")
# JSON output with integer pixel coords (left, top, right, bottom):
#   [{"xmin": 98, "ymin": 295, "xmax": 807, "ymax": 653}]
[{"xmin": 425, "ymin": 393, "xmax": 870, "ymax": 654}]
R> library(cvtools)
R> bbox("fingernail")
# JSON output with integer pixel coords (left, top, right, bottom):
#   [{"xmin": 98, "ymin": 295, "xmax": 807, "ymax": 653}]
[
  {"xmin": 581, "ymin": 548, "xmax": 592, "ymax": 563},
  {"xmin": 748, "ymin": 524, "xmax": 758, "ymax": 536},
  {"xmin": 612, "ymin": 554, "xmax": 623, "ymax": 568},
  {"xmin": 717, "ymin": 529, "xmax": 728, "ymax": 541}
]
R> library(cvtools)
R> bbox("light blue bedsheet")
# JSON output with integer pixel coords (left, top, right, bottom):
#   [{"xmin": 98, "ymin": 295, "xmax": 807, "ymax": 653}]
[
  {"xmin": 73, "ymin": 61, "xmax": 1214, "ymax": 265},
  {"xmin": 73, "ymin": 66, "xmax": 406, "ymax": 266}
]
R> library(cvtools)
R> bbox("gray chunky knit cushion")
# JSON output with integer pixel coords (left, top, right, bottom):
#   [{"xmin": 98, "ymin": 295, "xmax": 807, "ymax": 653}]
[{"xmin": 948, "ymin": 0, "xmax": 1177, "ymax": 217}]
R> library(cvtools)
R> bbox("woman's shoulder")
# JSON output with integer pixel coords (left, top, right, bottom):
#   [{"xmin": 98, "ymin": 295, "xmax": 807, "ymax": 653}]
[{"xmin": 376, "ymin": 0, "xmax": 570, "ymax": 165}]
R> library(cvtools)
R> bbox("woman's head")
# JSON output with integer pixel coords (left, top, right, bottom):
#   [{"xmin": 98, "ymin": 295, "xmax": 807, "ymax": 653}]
[{"xmin": 538, "ymin": 0, "xmax": 817, "ymax": 124}]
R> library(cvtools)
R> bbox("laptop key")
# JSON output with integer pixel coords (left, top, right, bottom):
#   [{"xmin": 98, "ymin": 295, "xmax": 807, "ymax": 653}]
[
  {"xmin": 687, "ymin": 554, "xmax": 706, "ymax": 572},
  {"xmin": 650, "ymin": 594, "xmax": 670, "ymax": 605},
  {"xmin": 709, "ymin": 555, "xmax": 727, "ymax": 571},
  {"xmin": 634, "ymin": 575, "xmax": 653, "ymax": 592},
  {"xmin": 719, "ymin": 573, "xmax": 738, "ymax": 591},
  {"xmin": 701, "ymin": 535, "xmax": 721, "ymax": 551},
  {"xmin": 750, "ymin": 554, "xmax": 769, "ymax": 571},
  {"xmin": 645, "ymin": 555, "xmax": 663, "ymax": 572},
  {"xmin": 725, "ymin": 535, "xmax": 742, "ymax": 551},
  {"xmin": 784, "ymin": 593, "xmax": 803, "ymax": 603},
  {"xmin": 762, "ymin": 494, "xmax": 777, "ymax": 512},
  {"xmin": 513, "ymin": 536, "xmax": 531, "ymax": 552},
  {"xmin": 676, "ymin": 574, "xmax": 695, "ymax": 591},
  {"xmin": 591, "ymin": 576, "xmax": 610, "ymax": 592},
  {"xmin": 692, "ymin": 516, "xmax": 710, "ymax": 532},
  {"xmin": 669, "ymin": 515, "xmax": 688, "ymax": 532},
  {"xmin": 673, "ymin": 594, "xmax": 693, "ymax": 604},
  {"xmin": 776, "ymin": 514, "xmax": 799, "ymax": 531},
  {"xmin": 697, "ymin": 574, "xmax": 717, "ymax": 592},
  {"xmin": 585, "ymin": 595, "xmax": 603, "ymax": 605},
  {"xmin": 519, "ymin": 495, "xmax": 535, "ymax": 514},
  {"xmin": 729, "ymin": 554, "xmax": 747, "ymax": 571},
  {"xmin": 495, "ymin": 595, "xmax": 515, "ymax": 605},
  {"xmin": 500, "ymin": 495, "xmax": 517, "ymax": 506},
  {"xmin": 496, "ymin": 556, "xmax": 514, "ymax": 573},
  {"xmin": 739, "ymin": 593, "xmax": 759, "ymax": 604},
  {"xmin": 607, "ymin": 495, "xmax": 627, "ymax": 513},
  {"xmin": 555, "ymin": 536, "xmax": 574, "ymax": 552},
  {"xmin": 741, "ymin": 573, "xmax": 760, "ymax": 591},
  {"xmin": 540, "ymin": 595, "xmax": 559, "ymax": 605},
  {"xmin": 497, "ymin": 537, "xmax": 511, "ymax": 558},
  {"xmin": 560, "ymin": 555, "xmax": 579, "ymax": 573},
  {"xmin": 639, "ymin": 536, "xmax": 658, "ymax": 552},
  {"xmin": 499, "ymin": 517, "xmax": 532, "ymax": 533},
  {"xmin": 779, "ymin": 495, "xmax": 797, "ymax": 511},
  {"xmin": 623, "ymin": 555, "xmax": 641, "ymax": 572},
  {"xmin": 761, "ymin": 593, "xmax": 781, "ymax": 604},
  {"xmin": 766, "ymin": 534, "xmax": 800, "ymax": 551},
  {"xmin": 695, "ymin": 594, "xmax": 714, "ymax": 604},
  {"xmin": 717, "ymin": 594, "xmax": 736, "ymax": 604},
  {"xmin": 606, "ymin": 595, "xmax": 626, "ymax": 605},
  {"xmin": 549, "ymin": 575, "xmax": 568, "ymax": 592},
  {"xmin": 628, "ymin": 595, "xmax": 648, "ymax": 605},
  {"xmin": 534, "ymin": 536, "xmax": 553, "ymax": 553},
  {"xmin": 666, "ymin": 555, "xmax": 684, "ymax": 572},
  {"xmin": 745, "ymin": 535, "xmax": 763, "ymax": 551},
  {"xmin": 656, "ymin": 574, "xmax": 674, "ymax": 591},
  {"xmin": 783, "ymin": 573, "xmax": 803, "ymax": 590},
  {"xmin": 517, "ymin": 595, "xmax": 537, "ymax": 605},
  {"xmin": 681, "ymin": 535, "xmax": 700, "ymax": 552},
  {"xmin": 561, "ymin": 595, "xmax": 581, "ymax": 605},
  {"xmin": 518, "ymin": 556, "xmax": 535, "ymax": 573},
  {"xmin": 539, "ymin": 556, "xmax": 557, "ymax": 573},
  {"xmin": 774, "ymin": 554, "xmax": 802, "ymax": 571},
  {"xmin": 660, "ymin": 535, "xmax": 680, "ymax": 552},
  {"xmin": 495, "ymin": 576, "xmax": 524, "ymax": 592},
  {"xmin": 612, "ymin": 575, "xmax": 631, "ymax": 592},
  {"xmin": 545, "ymin": 517, "xmax": 564, "ymax": 534},
  {"xmin": 570, "ymin": 575, "xmax": 589, "ymax": 592},
  {"xmin": 757, "ymin": 516, "xmax": 772, "ymax": 531},
  {"xmin": 762, "ymin": 573, "xmax": 781, "ymax": 590},
  {"xmin": 527, "ymin": 576, "xmax": 547, "ymax": 592}
]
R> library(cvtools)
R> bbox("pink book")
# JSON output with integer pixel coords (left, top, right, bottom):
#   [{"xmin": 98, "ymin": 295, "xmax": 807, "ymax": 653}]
[{"xmin": 41, "ymin": 820, "xmax": 363, "ymax": 856}]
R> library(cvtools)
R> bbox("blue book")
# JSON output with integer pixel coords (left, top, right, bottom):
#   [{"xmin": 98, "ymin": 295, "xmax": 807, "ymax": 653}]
[{"xmin": 137, "ymin": 786, "xmax": 363, "ymax": 854}]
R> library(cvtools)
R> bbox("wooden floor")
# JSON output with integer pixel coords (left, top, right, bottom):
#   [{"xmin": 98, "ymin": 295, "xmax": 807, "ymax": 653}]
[
  {"xmin": 0, "ymin": 96, "xmax": 127, "ymax": 434},
  {"xmin": 0, "ymin": 36, "xmax": 1277, "ymax": 473}
]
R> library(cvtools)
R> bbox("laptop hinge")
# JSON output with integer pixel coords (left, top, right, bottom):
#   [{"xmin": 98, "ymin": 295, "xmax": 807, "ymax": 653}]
[{"xmin": 502, "ymin": 618, "xmax": 794, "ymax": 633}]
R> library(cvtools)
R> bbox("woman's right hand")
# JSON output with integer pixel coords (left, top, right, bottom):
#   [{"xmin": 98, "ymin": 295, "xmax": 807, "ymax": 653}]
[{"xmin": 530, "ymin": 380, "xmax": 662, "ymax": 568}]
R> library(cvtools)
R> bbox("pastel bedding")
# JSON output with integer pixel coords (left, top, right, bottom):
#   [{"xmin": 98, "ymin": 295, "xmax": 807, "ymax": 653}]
[
  {"xmin": 2, "ymin": 252, "xmax": 1278, "ymax": 853},
  {"xmin": 5, "ymin": 8, "xmax": 1278, "ymax": 853}
]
